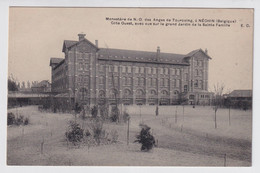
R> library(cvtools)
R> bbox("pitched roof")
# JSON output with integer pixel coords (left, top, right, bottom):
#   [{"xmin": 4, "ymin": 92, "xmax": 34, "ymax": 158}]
[
  {"xmin": 97, "ymin": 48, "xmax": 189, "ymax": 65},
  {"xmin": 186, "ymin": 49, "xmax": 212, "ymax": 59},
  {"xmin": 60, "ymin": 36, "xmax": 210, "ymax": 65},
  {"xmin": 64, "ymin": 40, "xmax": 77, "ymax": 48},
  {"xmin": 229, "ymin": 90, "xmax": 252, "ymax": 97},
  {"xmin": 62, "ymin": 38, "xmax": 98, "ymax": 52},
  {"xmin": 50, "ymin": 57, "xmax": 64, "ymax": 66}
]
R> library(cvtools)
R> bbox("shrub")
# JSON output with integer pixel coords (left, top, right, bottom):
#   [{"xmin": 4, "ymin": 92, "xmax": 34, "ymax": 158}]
[
  {"xmin": 85, "ymin": 129, "xmax": 91, "ymax": 137},
  {"xmin": 65, "ymin": 121, "xmax": 84, "ymax": 145},
  {"xmin": 91, "ymin": 105, "xmax": 98, "ymax": 118},
  {"xmin": 90, "ymin": 119, "xmax": 105, "ymax": 145},
  {"xmin": 242, "ymin": 101, "xmax": 250, "ymax": 111},
  {"xmin": 7, "ymin": 112, "xmax": 15, "ymax": 125},
  {"xmin": 74, "ymin": 103, "xmax": 82, "ymax": 114},
  {"xmin": 7, "ymin": 112, "xmax": 30, "ymax": 126},
  {"xmin": 110, "ymin": 106, "xmax": 119, "ymax": 122},
  {"xmin": 135, "ymin": 124, "xmax": 155, "ymax": 151},
  {"xmin": 24, "ymin": 117, "xmax": 29, "ymax": 125},
  {"xmin": 99, "ymin": 104, "xmax": 109, "ymax": 120},
  {"xmin": 15, "ymin": 115, "xmax": 24, "ymax": 126},
  {"xmin": 110, "ymin": 129, "xmax": 119, "ymax": 143}
]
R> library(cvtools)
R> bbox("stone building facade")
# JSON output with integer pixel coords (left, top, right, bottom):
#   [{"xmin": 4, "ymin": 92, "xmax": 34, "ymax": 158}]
[{"xmin": 50, "ymin": 33, "xmax": 213, "ymax": 106}]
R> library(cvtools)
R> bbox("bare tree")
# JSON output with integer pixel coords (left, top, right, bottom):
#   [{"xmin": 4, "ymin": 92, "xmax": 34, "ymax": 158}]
[
  {"xmin": 225, "ymin": 89, "xmax": 232, "ymax": 126},
  {"xmin": 27, "ymin": 80, "xmax": 31, "ymax": 89},
  {"xmin": 8, "ymin": 75, "xmax": 18, "ymax": 91},
  {"xmin": 213, "ymin": 83, "xmax": 225, "ymax": 129}
]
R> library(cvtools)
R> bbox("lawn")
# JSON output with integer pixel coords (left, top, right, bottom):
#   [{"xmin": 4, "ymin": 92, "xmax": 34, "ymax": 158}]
[{"xmin": 7, "ymin": 105, "xmax": 252, "ymax": 166}]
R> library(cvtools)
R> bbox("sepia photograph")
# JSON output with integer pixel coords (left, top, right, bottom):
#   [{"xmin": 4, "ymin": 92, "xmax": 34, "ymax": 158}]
[{"xmin": 6, "ymin": 7, "xmax": 254, "ymax": 167}]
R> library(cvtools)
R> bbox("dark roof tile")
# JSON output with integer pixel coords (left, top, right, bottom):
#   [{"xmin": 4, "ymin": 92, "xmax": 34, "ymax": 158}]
[
  {"xmin": 97, "ymin": 48, "xmax": 189, "ymax": 65},
  {"xmin": 50, "ymin": 58, "xmax": 64, "ymax": 66},
  {"xmin": 229, "ymin": 90, "xmax": 252, "ymax": 97}
]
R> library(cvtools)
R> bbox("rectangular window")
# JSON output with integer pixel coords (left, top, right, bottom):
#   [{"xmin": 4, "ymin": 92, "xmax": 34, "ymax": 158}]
[
  {"xmin": 172, "ymin": 79, "xmax": 176, "ymax": 87},
  {"xmin": 172, "ymin": 69, "xmax": 175, "ymax": 75},
  {"xmin": 153, "ymin": 78, "xmax": 157, "ymax": 86},
  {"xmin": 122, "ymin": 66, "xmax": 126, "ymax": 73},
  {"xmin": 135, "ymin": 67, "xmax": 139, "ymax": 73},
  {"xmin": 108, "ymin": 77, "xmax": 112, "ymax": 85},
  {"xmin": 114, "ymin": 65, "xmax": 118, "ymax": 72},
  {"xmin": 140, "ymin": 67, "xmax": 144, "ymax": 73},
  {"xmin": 184, "ymin": 85, "xmax": 188, "ymax": 92},
  {"xmin": 147, "ymin": 67, "xmax": 151, "ymax": 74},
  {"xmin": 160, "ymin": 68, "xmax": 163, "ymax": 74},
  {"xmin": 176, "ymin": 69, "xmax": 180, "ymax": 75},
  {"xmin": 79, "ymin": 63, "xmax": 83, "ymax": 70},
  {"xmin": 135, "ymin": 78, "xmax": 139, "ymax": 85},
  {"xmin": 165, "ymin": 68, "xmax": 169, "ymax": 75},
  {"xmin": 153, "ymin": 68, "xmax": 156, "ymax": 74},
  {"xmin": 194, "ymin": 80, "xmax": 198, "ymax": 87},
  {"xmin": 189, "ymin": 95, "xmax": 195, "ymax": 99},
  {"xmin": 128, "ymin": 77, "xmax": 132, "ymax": 85},
  {"xmin": 160, "ymin": 78, "xmax": 163, "ymax": 86},
  {"xmin": 128, "ymin": 66, "xmax": 132, "ymax": 73},
  {"xmin": 164, "ymin": 78, "xmax": 169, "ymax": 86},
  {"xmin": 176, "ymin": 79, "xmax": 180, "ymax": 87}
]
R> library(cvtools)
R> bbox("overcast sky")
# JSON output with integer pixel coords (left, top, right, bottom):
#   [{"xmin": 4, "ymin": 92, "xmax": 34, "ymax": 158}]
[{"xmin": 8, "ymin": 8, "xmax": 253, "ymax": 92}]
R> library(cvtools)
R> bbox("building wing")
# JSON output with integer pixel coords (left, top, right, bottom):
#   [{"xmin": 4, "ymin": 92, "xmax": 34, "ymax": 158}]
[{"xmin": 229, "ymin": 90, "xmax": 252, "ymax": 98}]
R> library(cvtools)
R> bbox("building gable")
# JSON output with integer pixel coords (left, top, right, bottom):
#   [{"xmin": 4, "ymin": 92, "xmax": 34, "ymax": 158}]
[
  {"xmin": 187, "ymin": 49, "xmax": 212, "ymax": 60},
  {"xmin": 73, "ymin": 40, "xmax": 98, "ymax": 53},
  {"xmin": 62, "ymin": 38, "xmax": 98, "ymax": 53}
]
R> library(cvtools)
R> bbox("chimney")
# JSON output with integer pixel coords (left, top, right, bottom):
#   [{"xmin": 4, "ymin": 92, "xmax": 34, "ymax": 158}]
[
  {"xmin": 205, "ymin": 48, "xmax": 208, "ymax": 55},
  {"xmin": 78, "ymin": 33, "xmax": 86, "ymax": 41},
  {"xmin": 156, "ymin": 46, "xmax": 160, "ymax": 61},
  {"xmin": 95, "ymin": 40, "xmax": 98, "ymax": 48}
]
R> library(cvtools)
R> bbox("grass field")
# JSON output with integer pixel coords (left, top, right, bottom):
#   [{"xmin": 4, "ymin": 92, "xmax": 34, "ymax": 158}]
[{"xmin": 7, "ymin": 105, "xmax": 252, "ymax": 166}]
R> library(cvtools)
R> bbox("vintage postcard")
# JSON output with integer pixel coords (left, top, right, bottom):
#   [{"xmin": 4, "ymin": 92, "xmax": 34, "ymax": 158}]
[{"xmin": 7, "ymin": 7, "xmax": 253, "ymax": 167}]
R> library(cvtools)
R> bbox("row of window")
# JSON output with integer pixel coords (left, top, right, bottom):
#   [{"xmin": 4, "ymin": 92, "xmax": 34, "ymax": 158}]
[
  {"xmin": 78, "ymin": 63, "xmax": 89, "ymax": 71},
  {"xmin": 98, "ymin": 89, "xmax": 179, "ymax": 98},
  {"xmin": 78, "ymin": 76, "xmax": 203, "ymax": 90},
  {"xmin": 189, "ymin": 94, "xmax": 210, "ymax": 99},
  {"xmin": 99, "ymin": 65, "xmax": 182, "ymax": 75},
  {"xmin": 98, "ymin": 76, "xmax": 181, "ymax": 88},
  {"xmin": 78, "ymin": 76, "xmax": 89, "ymax": 83},
  {"xmin": 77, "ymin": 53, "xmax": 91, "ymax": 61},
  {"xmin": 78, "ymin": 87, "xmax": 183, "ymax": 101},
  {"xmin": 201, "ymin": 95, "xmax": 210, "ymax": 99}
]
